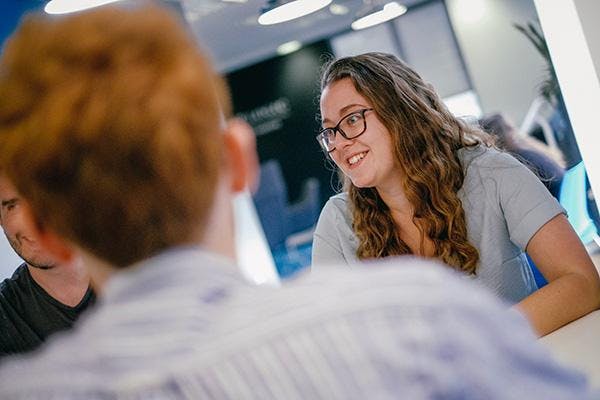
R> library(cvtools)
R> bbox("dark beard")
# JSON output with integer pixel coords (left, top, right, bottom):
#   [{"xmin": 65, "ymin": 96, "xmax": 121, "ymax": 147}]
[
  {"xmin": 27, "ymin": 263, "xmax": 54, "ymax": 270},
  {"xmin": 7, "ymin": 235, "xmax": 55, "ymax": 270}
]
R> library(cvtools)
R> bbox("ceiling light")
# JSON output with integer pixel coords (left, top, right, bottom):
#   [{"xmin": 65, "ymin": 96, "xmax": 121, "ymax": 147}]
[
  {"xmin": 351, "ymin": 1, "xmax": 407, "ymax": 31},
  {"xmin": 44, "ymin": 0, "xmax": 123, "ymax": 14},
  {"xmin": 258, "ymin": 0, "xmax": 332, "ymax": 26},
  {"xmin": 329, "ymin": 3, "xmax": 349, "ymax": 15},
  {"xmin": 277, "ymin": 40, "xmax": 302, "ymax": 55}
]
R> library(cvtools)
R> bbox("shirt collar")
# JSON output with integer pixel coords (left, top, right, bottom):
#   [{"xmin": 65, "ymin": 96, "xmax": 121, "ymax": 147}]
[{"xmin": 101, "ymin": 246, "xmax": 244, "ymax": 305}]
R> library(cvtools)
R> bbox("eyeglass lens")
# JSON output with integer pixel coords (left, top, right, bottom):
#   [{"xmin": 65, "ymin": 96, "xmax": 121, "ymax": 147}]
[{"xmin": 318, "ymin": 109, "xmax": 369, "ymax": 152}]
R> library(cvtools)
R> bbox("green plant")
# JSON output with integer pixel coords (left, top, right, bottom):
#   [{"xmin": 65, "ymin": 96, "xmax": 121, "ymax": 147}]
[{"xmin": 513, "ymin": 21, "xmax": 559, "ymax": 103}]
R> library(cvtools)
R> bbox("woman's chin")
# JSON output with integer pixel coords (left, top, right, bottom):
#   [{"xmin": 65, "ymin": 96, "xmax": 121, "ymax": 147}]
[{"xmin": 350, "ymin": 179, "xmax": 373, "ymax": 189}]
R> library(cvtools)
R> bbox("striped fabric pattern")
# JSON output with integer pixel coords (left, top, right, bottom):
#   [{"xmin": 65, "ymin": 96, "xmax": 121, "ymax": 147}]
[{"xmin": 0, "ymin": 247, "xmax": 594, "ymax": 399}]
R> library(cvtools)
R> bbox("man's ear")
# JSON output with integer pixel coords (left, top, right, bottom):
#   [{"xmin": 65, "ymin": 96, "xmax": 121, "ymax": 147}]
[{"xmin": 223, "ymin": 118, "xmax": 259, "ymax": 193}]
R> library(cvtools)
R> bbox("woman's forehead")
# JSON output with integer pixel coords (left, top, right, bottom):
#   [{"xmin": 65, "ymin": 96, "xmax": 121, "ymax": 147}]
[{"xmin": 320, "ymin": 80, "xmax": 369, "ymax": 121}]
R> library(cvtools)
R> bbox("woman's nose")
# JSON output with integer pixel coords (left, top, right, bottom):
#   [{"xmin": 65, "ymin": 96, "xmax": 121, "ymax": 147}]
[{"xmin": 334, "ymin": 132, "xmax": 354, "ymax": 149}]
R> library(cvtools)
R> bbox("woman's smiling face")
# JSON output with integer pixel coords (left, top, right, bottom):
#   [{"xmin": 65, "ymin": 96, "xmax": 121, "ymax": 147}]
[{"xmin": 320, "ymin": 78, "xmax": 401, "ymax": 190}]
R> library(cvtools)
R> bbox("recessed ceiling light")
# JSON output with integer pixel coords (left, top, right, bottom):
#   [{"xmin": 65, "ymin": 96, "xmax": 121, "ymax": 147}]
[
  {"xmin": 329, "ymin": 4, "xmax": 348, "ymax": 15},
  {"xmin": 277, "ymin": 40, "xmax": 302, "ymax": 55},
  {"xmin": 351, "ymin": 1, "xmax": 407, "ymax": 31},
  {"xmin": 44, "ymin": 0, "xmax": 122, "ymax": 14},
  {"xmin": 258, "ymin": 0, "xmax": 332, "ymax": 25}
]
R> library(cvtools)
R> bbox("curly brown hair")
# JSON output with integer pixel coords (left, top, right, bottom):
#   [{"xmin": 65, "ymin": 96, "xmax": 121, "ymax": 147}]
[
  {"xmin": 320, "ymin": 53, "xmax": 494, "ymax": 274},
  {"xmin": 0, "ymin": 5, "xmax": 226, "ymax": 267}
]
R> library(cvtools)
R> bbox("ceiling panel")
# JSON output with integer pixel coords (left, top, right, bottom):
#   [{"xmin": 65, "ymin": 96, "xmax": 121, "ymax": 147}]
[{"xmin": 182, "ymin": 0, "xmax": 426, "ymax": 72}]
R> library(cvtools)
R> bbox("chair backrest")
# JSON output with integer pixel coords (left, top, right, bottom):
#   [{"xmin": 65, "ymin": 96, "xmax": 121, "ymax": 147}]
[
  {"xmin": 252, "ymin": 159, "xmax": 322, "ymax": 250},
  {"xmin": 287, "ymin": 177, "xmax": 321, "ymax": 235},
  {"xmin": 559, "ymin": 161, "xmax": 598, "ymax": 245},
  {"xmin": 252, "ymin": 160, "xmax": 289, "ymax": 250}
]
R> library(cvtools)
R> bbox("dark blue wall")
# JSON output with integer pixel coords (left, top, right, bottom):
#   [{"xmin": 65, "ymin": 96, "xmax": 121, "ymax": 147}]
[
  {"xmin": 0, "ymin": 1, "xmax": 44, "ymax": 50},
  {"xmin": 227, "ymin": 40, "xmax": 336, "ymax": 205}
]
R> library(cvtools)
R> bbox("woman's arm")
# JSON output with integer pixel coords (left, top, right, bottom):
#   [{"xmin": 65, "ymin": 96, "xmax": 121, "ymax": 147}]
[{"xmin": 516, "ymin": 214, "xmax": 600, "ymax": 336}]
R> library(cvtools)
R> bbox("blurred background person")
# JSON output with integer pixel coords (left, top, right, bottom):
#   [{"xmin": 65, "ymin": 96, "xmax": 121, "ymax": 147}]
[
  {"xmin": 479, "ymin": 112, "xmax": 565, "ymax": 199},
  {"xmin": 0, "ymin": 173, "xmax": 95, "ymax": 357}
]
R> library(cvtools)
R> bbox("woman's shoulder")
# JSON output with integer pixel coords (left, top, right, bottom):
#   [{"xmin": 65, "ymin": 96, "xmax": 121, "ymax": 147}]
[
  {"xmin": 458, "ymin": 146, "xmax": 534, "ymax": 200},
  {"xmin": 315, "ymin": 192, "xmax": 353, "ymax": 238},
  {"xmin": 459, "ymin": 146, "xmax": 523, "ymax": 175},
  {"xmin": 322, "ymin": 192, "xmax": 349, "ymax": 214},
  {"xmin": 328, "ymin": 192, "xmax": 348, "ymax": 203}
]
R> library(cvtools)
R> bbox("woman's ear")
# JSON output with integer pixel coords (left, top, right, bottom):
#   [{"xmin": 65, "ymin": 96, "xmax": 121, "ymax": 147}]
[{"xmin": 222, "ymin": 118, "xmax": 259, "ymax": 193}]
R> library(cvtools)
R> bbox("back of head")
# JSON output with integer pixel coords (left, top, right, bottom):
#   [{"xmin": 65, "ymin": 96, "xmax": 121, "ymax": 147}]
[
  {"xmin": 0, "ymin": 4, "xmax": 225, "ymax": 267},
  {"xmin": 478, "ymin": 113, "xmax": 515, "ymax": 150}
]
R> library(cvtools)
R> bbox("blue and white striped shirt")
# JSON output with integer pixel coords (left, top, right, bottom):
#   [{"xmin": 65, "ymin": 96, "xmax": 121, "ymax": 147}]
[{"xmin": 0, "ymin": 247, "xmax": 594, "ymax": 399}]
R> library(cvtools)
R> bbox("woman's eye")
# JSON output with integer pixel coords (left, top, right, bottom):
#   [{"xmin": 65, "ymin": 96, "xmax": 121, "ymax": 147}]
[{"xmin": 347, "ymin": 114, "xmax": 360, "ymax": 125}]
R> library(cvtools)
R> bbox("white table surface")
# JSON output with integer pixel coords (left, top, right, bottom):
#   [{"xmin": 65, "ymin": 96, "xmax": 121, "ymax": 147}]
[{"xmin": 539, "ymin": 310, "xmax": 600, "ymax": 388}]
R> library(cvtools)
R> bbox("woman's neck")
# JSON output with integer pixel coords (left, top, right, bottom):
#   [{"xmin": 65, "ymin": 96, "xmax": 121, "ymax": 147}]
[
  {"xmin": 376, "ymin": 184, "xmax": 412, "ymax": 217},
  {"xmin": 375, "ymin": 182, "xmax": 436, "ymax": 257}
]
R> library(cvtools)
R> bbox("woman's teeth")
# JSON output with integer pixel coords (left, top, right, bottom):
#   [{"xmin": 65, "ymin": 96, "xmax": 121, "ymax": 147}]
[{"xmin": 348, "ymin": 152, "xmax": 366, "ymax": 165}]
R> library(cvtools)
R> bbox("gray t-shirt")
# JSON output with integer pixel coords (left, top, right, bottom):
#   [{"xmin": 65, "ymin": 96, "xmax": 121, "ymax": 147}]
[{"xmin": 312, "ymin": 146, "xmax": 565, "ymax": 304}]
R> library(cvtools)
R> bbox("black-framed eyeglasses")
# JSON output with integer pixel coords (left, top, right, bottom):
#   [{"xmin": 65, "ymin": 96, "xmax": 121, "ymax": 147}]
[{"xmin": 316, "ymin": 108, "xmax": 373, "ymax": 153}]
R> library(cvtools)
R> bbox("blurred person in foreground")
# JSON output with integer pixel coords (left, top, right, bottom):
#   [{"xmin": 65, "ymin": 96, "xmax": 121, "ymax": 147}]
[
  {"xmin": 0, "ymin": 4, "xmax": 594, "ymax": 399},
  {"xmin": 0, "ymin": 173, "xmax": 95, "ymax": 357}
]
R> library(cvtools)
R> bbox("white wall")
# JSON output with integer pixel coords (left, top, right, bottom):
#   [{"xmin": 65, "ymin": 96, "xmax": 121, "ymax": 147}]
[
  {"xmin": 575, "ymin": 0, "xmax": 600, "ymax": 76},
  {"xmin": 534, "ymin": 0, "xmax": 600, "ymax": 203},
  {"xmin": 0, "ymin": 234, "xmax": 22, "ymax": 279},
  {"xmin": 445, "ymin": 0, "xmax": 546, "ymax": 124}
]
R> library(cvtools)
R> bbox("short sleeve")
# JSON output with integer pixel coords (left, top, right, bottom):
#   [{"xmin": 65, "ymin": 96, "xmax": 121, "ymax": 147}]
[
  {"xmin": 312, "ymin": 196, "xmax": 349, "ymax": 266},
  {"xmin": 495, "ymin": 153, "xmax": 565, "ymax": 249}
]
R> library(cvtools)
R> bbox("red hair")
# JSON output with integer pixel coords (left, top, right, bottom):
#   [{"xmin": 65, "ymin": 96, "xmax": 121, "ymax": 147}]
[{"xmin": 0, "ymin": 5, "xmax": 226, "ymax": 267}]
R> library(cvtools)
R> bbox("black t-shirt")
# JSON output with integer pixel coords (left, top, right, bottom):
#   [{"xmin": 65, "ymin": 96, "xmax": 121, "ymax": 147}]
[{"xmin": 0, "ymin": 263, "xmax": 96, "ymax": 358}]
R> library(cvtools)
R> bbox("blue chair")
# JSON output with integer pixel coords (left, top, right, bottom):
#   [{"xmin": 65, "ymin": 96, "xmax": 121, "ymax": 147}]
[
  {"xmin": 252, "ymin": 160, "xmax": 321, "ymax": 251},
  {"xmin": 559, "ymin": 161, "xmax": 599, "ymax": 246}
]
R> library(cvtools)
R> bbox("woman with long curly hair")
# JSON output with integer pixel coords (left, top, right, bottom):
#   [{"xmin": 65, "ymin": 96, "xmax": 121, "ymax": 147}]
[{"xmin": 312, "ymin": 52, "xmax": 600, "ymax": 336}]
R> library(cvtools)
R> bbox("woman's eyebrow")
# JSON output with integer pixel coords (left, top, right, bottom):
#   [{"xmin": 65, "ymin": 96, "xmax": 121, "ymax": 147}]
[{"xmin": 322, "ymin": 103, "xmax": 366, "ymax": 125}]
